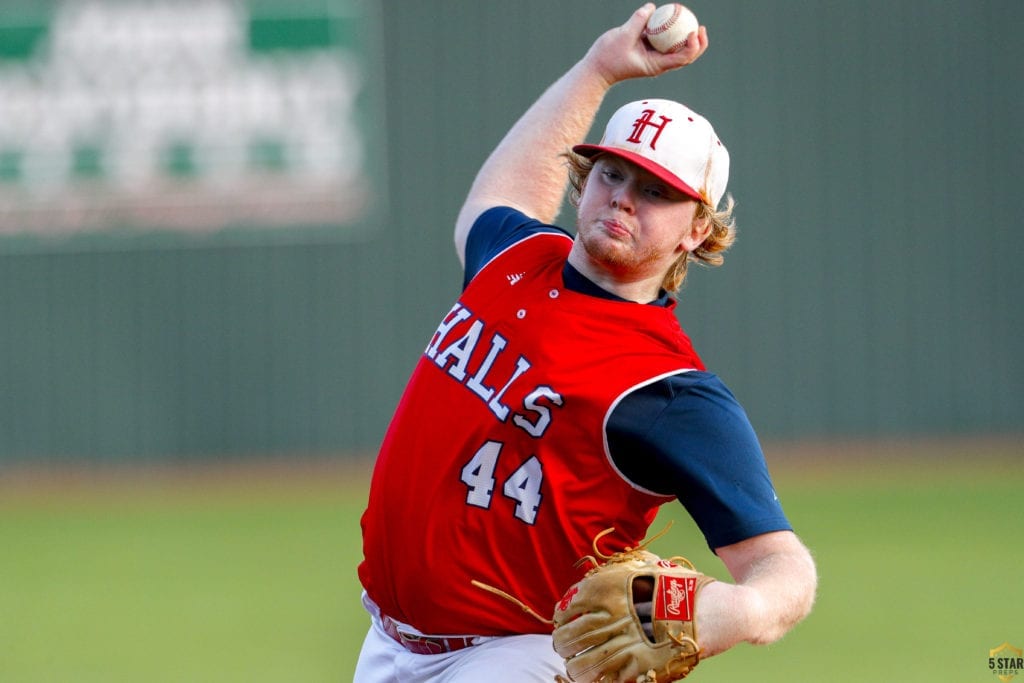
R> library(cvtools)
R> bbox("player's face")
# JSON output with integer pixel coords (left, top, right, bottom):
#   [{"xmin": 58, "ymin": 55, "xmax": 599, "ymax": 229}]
[{"xmin": 573, "ymin": 156, "xmax": 706, "ymax": 285}]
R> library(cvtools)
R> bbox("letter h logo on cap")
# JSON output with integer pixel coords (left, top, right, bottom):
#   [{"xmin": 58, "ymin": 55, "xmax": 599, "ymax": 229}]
[{"xmin": 626, "ymin": 109, "xmax": 673, "ymax": 151}]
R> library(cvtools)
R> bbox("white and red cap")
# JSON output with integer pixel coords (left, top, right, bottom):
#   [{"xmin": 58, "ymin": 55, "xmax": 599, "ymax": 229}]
[{"xmin": 573, "ymin": 99, "xmax": 729, "ymax": 207}]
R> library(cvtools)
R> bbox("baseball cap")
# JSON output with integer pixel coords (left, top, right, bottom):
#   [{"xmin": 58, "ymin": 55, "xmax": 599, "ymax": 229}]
[{"xmin": 573, "ymin": 99, "xmax": 729, "ymax": 207}]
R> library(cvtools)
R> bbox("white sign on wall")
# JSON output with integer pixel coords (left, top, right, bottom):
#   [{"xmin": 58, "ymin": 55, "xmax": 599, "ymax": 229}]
[{"xmin": 0, "ymin": 0, "xmax": 382, "ymax": 244}]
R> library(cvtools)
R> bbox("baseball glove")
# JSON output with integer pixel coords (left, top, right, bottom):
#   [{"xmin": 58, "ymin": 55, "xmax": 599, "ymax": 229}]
[{"xmin": 551, "ymin": 531, "xmax": 715, "ymax": 683}]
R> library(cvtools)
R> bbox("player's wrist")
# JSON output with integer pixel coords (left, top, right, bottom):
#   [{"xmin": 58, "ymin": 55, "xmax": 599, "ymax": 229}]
[
  {"xmin": 694, "ymin": 580, "xmax": 763, "ymax": 657},
  {"xmin": 569, "ymin": 48, "xmax": 622, "ymax": 93}
]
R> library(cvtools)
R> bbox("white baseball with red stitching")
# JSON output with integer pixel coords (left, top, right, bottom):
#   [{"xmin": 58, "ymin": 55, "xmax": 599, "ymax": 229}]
[{"xmin": 644, "ymin": 3, "xmax": 699, "ymax": 54}]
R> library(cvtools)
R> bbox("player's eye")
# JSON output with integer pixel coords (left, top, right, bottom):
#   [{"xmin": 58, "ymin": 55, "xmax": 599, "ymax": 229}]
[
  {"xmin": 600, "ymin": 169, "xmax": 624, "ymax": 183},
  {"xmin": 644, "ymin": 185, "xmax": 669, "ymax": 199}
]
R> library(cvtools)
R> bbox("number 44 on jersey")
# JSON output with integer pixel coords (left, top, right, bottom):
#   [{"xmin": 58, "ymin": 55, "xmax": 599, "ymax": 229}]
[{"xmin": 461, "ymin": 440, "xmax": 543, "ymax": 525}]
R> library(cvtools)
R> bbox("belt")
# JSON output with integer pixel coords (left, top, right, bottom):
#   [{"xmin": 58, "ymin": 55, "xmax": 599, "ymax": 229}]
[{"xmin": 381, "ymin": 615, "xmax": 478, "ymax": 655}]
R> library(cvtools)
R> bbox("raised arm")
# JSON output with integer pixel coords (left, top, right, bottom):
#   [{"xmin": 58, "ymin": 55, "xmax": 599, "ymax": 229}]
[
  {"xmin": 696, "ymin": 530, "xmax": 818, "ymax": 657},
  {"xmin": 453, "ymin": 4, "xmax": 709, "ymax": 265}
]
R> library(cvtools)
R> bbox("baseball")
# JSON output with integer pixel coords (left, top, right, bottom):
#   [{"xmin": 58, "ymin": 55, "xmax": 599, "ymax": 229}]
[{"xmin": 644, "ymin": 4, "xmax": 699, "ymax": 54}]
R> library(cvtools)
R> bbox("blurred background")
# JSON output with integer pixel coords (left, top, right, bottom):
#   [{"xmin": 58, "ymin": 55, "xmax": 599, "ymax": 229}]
[{"xmin": 0, "ymin": 1, "xmax": 1021, "ymax": 681}]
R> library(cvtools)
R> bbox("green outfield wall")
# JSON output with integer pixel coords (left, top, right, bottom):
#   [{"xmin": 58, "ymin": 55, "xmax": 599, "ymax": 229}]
[{"xmin": 2, "ymin": 1, "xmax": 1021, "ymax": 462}]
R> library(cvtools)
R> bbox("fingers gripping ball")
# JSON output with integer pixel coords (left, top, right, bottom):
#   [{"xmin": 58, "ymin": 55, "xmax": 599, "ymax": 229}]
[{"xmin": 552, "ymin": 549, "xmax": 714, "ymax": 683}]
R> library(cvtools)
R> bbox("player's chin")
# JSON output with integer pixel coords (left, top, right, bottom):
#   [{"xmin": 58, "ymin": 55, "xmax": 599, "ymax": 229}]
[
  {"xmin": 580, "ymin": 241, "xmax": 627, "ymax": 270},
  {"xmin": 586, "ymin": 234, "xmax": 647, "ymax": 268}
]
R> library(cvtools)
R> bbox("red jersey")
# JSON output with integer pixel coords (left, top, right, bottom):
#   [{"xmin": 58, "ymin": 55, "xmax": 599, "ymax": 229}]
[{"xmin": 358, "ymin": 231, "xmax": 705, "ymax": 636}]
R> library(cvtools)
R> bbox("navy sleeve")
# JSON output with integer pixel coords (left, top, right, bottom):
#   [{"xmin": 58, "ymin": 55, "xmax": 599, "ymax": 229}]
[
  {"xmin": 606, "ymin": 371, "xmax": 792, "ymax": 551},
  {"xmin": 463, "ymin": 207, "xmax": 569, "ymax": 287}
]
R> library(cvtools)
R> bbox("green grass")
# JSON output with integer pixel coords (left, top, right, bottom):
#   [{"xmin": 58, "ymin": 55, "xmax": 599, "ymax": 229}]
[
  {"xmin": 1, "ymin": 443, "xmax": 1022, "ymax": 682},
  {"xmin": 0, "ymin": 468, "xmax": 369, "ymax": 683}
]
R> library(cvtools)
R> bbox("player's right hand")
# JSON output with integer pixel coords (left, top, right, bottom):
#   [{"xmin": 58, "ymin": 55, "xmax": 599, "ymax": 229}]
[{"xmin": 584, "ymin": 4, "xmax": 709, "ymax": 87}]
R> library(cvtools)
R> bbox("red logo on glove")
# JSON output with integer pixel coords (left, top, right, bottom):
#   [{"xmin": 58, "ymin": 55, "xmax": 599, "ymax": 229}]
[
  {"xmin": 556, "ymin": 586, "xmax": 579, "ymax": 612},
  {"xmin": 655, "ymin": 576, "xmax": 696, "ymax": 621}
]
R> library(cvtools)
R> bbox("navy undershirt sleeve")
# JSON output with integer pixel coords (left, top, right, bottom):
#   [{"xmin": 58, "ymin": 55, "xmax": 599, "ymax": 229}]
[
  {"xmin": 607, "ymin": 372, "xmax": 792, "ymax": 551},
  {"xmin": 462, "ymin": 207, "xmax": 568, "ymax": 287}
]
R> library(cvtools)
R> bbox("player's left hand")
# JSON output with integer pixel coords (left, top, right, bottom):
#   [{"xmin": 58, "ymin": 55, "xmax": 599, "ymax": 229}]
[{"xmin": 552, "ymin": 545, "xmax": 715, "ymax": 682}]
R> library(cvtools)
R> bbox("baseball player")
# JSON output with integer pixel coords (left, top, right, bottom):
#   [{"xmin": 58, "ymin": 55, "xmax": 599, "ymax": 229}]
[{"xmin": 355, "ymin": 5, "xmax": 817, "ymax": 682}]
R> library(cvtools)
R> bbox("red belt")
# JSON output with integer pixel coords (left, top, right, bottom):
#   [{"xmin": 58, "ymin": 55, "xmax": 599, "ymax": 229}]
[{"xmin": 381, "ymin": 616, "xmax": 478, "ymax": 655}]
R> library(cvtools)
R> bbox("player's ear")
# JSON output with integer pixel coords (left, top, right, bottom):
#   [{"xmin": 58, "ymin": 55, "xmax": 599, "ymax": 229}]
[{"xmin": 678, "ymin": 212, "xmax": 712, "ymax": 253}]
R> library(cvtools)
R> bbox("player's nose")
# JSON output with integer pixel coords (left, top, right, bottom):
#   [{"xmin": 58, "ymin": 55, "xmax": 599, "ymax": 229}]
[{"xmin": 610, "ymin": 183, "xmax": 637, "ymax": 213}]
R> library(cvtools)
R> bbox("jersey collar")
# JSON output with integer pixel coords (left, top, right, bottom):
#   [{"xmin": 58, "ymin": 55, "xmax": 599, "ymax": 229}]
[{"xmin": 562, "ymin": 263, "xmax": 672, "ymax": 307}]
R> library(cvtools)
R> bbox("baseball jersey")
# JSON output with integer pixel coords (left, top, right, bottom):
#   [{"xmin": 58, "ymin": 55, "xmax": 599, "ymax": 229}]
[{"xmin": 358, "ymin": 207, "xmax": 790, "ymax": 636}]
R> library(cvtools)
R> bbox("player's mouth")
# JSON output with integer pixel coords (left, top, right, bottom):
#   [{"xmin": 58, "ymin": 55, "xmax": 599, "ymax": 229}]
[{"xmin": 601, "ymin": 218, "xmax": 633, "ymax": 239}]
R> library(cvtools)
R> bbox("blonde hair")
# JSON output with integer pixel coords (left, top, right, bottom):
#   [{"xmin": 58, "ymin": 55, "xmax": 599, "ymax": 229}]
[{"xmin": 563, "ymin": 151, "xmax": 736, "ymax": 293}]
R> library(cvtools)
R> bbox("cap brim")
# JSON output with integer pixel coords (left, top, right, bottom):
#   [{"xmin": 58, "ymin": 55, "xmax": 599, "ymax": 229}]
[{"xmin": 572, "ymin": 144, "xmax": 705, "ymax": 203}]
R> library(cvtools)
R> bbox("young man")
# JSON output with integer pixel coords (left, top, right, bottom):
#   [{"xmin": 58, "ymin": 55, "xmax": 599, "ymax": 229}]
[{"xmin": 355, "ymin": 5, "xmax": 817, "ymax": 682}]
